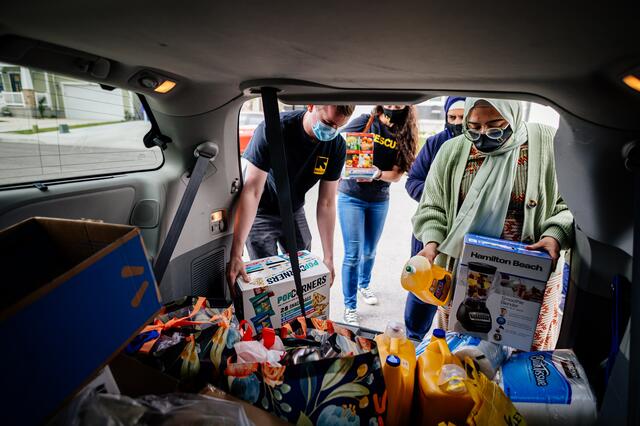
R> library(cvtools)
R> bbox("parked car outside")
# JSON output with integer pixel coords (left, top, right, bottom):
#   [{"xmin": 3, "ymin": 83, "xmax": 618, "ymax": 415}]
[{"xmin": 238, "ymin": 111, "xmax": 263, "ymax": 153}]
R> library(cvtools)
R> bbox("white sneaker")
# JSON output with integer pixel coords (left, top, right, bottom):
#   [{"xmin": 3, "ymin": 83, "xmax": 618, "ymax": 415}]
[
  {"xmin": 343, "ymin": 308, "xmax": 360, "ymax": 326},
  {"xmin": 358, "ymin": 287, "xmax": 378, "ymax": 305}
]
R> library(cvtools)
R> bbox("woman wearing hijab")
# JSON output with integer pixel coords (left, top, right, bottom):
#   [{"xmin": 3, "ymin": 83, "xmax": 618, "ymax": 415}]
[
  {"xmin": 404, "ymin": 96, "xmax": 465, "ymax": 340},
  {"xmin": 412, "ymin": 98, "xmax": 573, "ymax": 349},
  {"xmin": 339, "ymin": 105, "xmax": 419, "ymax": 326}
]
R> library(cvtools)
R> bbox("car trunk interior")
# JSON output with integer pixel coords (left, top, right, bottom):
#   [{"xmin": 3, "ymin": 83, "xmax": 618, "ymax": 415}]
[{"xmin": 0, "ymin": 1, "xmax": 638, "ymax": 422}]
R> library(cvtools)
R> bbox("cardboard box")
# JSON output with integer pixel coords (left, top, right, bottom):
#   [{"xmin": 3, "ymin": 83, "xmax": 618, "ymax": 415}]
[
  {"xmin": 0, "ymin": 217, "xmax": 161, "ymax": 425},
  {"xmin": 110, "ymin": 353, "xmax": 180, "ymax": 397},
  {"xmin": 448, "ymin": 234, "xmax": 552, "ymax": 350},
  {"xmin": 342, "ymin": 132, "xmax": 376, "ymax": 179},
  {"xmin": 201, "ymin": 385, "xmax": 291, "ymax": 426},
  {"xmin": 110, "ymin": 356, "xmax": 290, "ymax": 426},
  {"xmin": 235, "ymin": 251, "xmax": 330, "ymax": 333}
]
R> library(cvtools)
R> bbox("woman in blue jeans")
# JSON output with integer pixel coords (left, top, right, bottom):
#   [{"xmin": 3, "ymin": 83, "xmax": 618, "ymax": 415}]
[{"xmin": 338, "ymin": 105, "xmax": 419, "ymax": 325}]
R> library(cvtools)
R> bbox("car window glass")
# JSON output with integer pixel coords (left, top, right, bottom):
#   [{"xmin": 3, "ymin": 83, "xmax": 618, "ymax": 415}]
[{"xmin": 0, "ymin": 63, "xmax": 160, "ymax": 186}]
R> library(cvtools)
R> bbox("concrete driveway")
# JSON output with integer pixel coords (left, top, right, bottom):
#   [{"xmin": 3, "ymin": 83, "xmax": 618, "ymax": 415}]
[
  {"xmin": 0, "ymin": 120, "xmax": 159, "ymax": 185},
  {"xmin": 304, "ymin": 176, "xmax": 417, "ymax": 331}
]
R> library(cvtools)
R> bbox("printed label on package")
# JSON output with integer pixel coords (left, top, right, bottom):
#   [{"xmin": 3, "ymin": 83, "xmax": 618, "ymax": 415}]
[
  {"xmin": 236, "ymin": 251, "xmax": 330, "ymax": 333},
  {"xmin": 501, "ymin": 351, "xmax": 572, "ymax": 404}
]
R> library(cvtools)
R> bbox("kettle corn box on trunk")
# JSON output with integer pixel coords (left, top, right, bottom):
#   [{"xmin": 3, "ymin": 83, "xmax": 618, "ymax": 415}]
[
  {"xmin": 448, "ymin": 234, "xmax": 553, "ymax": 351},
  {"xmin": 234, "ymin": 251, "xmax": 330, "ymax": 333}
]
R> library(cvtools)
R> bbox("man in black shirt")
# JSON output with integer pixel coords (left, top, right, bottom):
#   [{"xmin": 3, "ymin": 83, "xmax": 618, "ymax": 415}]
[{"xmin": 226, "ymin": 105, "xmax": 354, "ymax": 291}]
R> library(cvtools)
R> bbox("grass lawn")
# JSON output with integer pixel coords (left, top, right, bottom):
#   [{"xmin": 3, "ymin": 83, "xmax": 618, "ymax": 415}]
[{"xmin": 6, "ymin": 120, "xmax": 124, "ymax": 135}]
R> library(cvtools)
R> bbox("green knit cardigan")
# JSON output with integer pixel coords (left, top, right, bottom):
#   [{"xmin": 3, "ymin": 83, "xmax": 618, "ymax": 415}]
[{"xmin": 412, "ymin": 122, "xmax": 574, "ymax": 259}]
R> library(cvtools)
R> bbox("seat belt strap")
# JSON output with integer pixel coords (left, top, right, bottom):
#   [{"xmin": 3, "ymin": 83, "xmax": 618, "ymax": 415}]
[
  {"xmin": 260, "ymin": 87, "xmax": 307, "ymax": 318},
  {"xmin": 153, "ymin": 142, "xmax": 218, "ymax": 285}
]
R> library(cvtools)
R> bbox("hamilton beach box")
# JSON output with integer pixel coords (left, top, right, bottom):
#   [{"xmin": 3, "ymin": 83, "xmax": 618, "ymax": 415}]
[
  {"xmin": 234, "ymin": 251, "xmax": 330, "ymax": 333},
  {"xmin": 0, "ymin": 217, "xmax": 161, "ymax": 425},
  {"xmin": 448, "ymin": 234, "xmax": 552, "ymax": 350}
]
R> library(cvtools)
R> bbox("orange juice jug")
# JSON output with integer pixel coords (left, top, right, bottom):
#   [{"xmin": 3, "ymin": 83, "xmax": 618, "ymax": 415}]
[
  {"xmin": 374, "ymin": 322, "xmax": 416, "ymax": 426},
  {"xmin": 401, "ymin": 255, "xmax": 453, "ymax": 306},
  {"xmin": 417, "ymin": 329, "xmax": 475, "ymax": 426}
]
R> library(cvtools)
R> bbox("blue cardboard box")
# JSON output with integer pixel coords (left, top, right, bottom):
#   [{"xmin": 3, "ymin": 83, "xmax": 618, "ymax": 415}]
[{"xmin": 0, "ymin": 217, "xmax": 161, "ymax": 425}]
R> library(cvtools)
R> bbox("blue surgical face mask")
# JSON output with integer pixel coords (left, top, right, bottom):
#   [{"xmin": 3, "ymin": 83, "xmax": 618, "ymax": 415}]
[{"xmin": 312, "ymin": 115, "xmax": 338, "ymax": 141}]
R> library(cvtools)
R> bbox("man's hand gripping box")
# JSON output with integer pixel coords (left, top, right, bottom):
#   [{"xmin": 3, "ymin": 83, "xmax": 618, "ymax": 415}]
[
  {"xmin": 448, "ymin": 234, "xmax": 553, "ymax": 350},
  {"xmin": 234, "ymin": 251, "xmax": 330, "ymax": 333}
]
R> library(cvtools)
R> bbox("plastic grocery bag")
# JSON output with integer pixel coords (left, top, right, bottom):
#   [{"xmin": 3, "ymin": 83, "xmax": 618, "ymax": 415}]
[
  {"xmin": 463, "ymin": 358, "xmax": 526, "ymax": 426},
  {"xmin": 68, "ymin": 392, "xmax": 254, "ymax": 426}
]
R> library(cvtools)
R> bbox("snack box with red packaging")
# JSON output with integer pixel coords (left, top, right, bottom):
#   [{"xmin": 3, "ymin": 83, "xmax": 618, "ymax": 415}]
[{"xmin": 341, "ymin": 132, "xmax": 376, "ymax": 179}]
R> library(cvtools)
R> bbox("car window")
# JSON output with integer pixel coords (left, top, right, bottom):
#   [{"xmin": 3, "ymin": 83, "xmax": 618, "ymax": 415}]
[
  {"xmin": 416, "ymin": 97, "xmax": 559, "ymax": 146},
  {"xmin": 238, "ymin": 99, "xmax": 301, "ymax": 155},
  {"xmin": 239, "ymin": 114, "xmax": 264, "ymax": 126},
  {"xmin": 0, "ymin": 63, "xmax": 161, "ymax": 186}
]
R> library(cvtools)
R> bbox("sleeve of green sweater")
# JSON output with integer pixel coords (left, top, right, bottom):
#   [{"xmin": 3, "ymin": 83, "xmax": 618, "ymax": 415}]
[
  {"xmin": 537, "ymin": 124, "xmax": 575, "ymax": 250},
  {"xmin": 541, "ymin": 195, "xmax": 574, "ymax": 250},
  {"xmin": 411, "ymin": 146, "xmax": 449, "ymax": 245}
]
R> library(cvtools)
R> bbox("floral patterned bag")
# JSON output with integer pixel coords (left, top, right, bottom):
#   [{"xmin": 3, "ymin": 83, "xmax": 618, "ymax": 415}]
[
  {"xmin": 224, "ymin": 317, "xmax": 387, "ymax": 426},
  {"xmin": 126, "ymin": 297, "xmax": 242, "ymax": 389}
]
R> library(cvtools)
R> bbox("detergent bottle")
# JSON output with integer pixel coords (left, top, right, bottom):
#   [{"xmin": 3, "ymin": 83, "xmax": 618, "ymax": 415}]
[
  {"xmin": 374, "ymin": 321, "xmax": 416, "ymax": 426},
  {"xmin": 401, "ymin": 255, "xmax": 453, "ymax": 306},
  {"xmin": 417, "ymin": 329, "xmax": 475, "ymax": 426}
]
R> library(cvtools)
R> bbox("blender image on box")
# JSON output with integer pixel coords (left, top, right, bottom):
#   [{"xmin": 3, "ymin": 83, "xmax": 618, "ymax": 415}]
[{"xmin": 456, "ymin": 261, "xmax": 496, "ymax": 334}]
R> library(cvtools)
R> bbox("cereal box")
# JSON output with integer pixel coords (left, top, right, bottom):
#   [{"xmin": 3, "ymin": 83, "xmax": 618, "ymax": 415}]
[
  {"xmin": 341, "ymin": 132, "xmax": 376, "ymax": 179},
  {"xmin": 448, "ymin": 234, "xmax": 553, "ymax": 350},
  {"xmin": 234, "ymin": 251, "xmax": 330, "ymax": 334}
]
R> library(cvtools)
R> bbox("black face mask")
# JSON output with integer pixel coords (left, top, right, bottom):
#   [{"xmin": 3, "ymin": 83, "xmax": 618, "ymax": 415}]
[
  {"xmin": 382, "ymin": 107, "xmax": 407, "ymax": 125},
  {"xmin": 472, "ymin": 126, "xmax": 514, "ymax": 153},
  {"xmin": 445, "ymin": 123, "xmax": 463, "ymax": 137}
]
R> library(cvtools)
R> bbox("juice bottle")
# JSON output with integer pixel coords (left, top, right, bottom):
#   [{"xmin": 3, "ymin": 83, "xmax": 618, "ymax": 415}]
[
  {"xmin": 374, "ymin": 322, "xmax": 416, "ymax": 426},
  {"xmin": 417, "ymin": 329, "xmax": 475, "ymax": 426},
  {"xmin": 401, "ymin": 255, "xmax": 453, "ymax": 306}
]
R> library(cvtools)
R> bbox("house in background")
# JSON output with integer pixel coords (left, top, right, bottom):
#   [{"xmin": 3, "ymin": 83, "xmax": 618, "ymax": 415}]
[{"xmin": 0, "ymin": 63, "xmax": 142, "ymax": 121}]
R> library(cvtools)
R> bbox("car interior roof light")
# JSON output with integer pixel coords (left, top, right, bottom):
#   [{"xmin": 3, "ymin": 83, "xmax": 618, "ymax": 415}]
[
  {"xmin": 623, "ymin": 74, "xmax": 640, "ymax": 92},
  {"xmin": 154, "ymin": 80, "xmax": 176, "ymax": 93}
]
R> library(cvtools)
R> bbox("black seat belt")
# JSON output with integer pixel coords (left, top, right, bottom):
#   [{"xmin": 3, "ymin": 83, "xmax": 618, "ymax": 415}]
[
  {"xmin": 153, "ymin": 141, "xmax": 218, "ymax": 285},
  {"xmin": 260, "ymin": 87, "xmax": 307, "ymax": 318}
]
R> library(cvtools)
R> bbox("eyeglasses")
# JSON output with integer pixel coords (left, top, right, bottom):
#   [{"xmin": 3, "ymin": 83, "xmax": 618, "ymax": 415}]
[{"xmin": 464, "ymin": 125, "xmax": 509, "ymax": 142}]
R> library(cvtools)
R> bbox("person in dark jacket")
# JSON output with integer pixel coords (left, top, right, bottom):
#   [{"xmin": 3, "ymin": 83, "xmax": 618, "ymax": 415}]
[{"xmin": 403, "ymin": 96, "xmax": 465, "ymax": 340}]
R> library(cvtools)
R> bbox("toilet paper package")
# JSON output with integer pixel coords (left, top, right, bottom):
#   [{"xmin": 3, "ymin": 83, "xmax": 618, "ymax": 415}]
[
  {"xmin": 448, "ymin": 234, "xmax": 553, "ymax": 351},
  {"xmin": 495, "ymin": 349, "xmax": 597, "ymax": 426},
  {"xmin": 416, "ymin": 331, "xmax": 510, "ymax": 379}
]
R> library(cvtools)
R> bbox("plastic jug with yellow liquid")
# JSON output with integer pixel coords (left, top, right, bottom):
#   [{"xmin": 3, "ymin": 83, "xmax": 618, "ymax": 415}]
[
  {"xmin": 417, "ymin": 329, "xmax": 475, "ymax": 426},
  {"xmin": 374, "ymin": 322, "xmax": 416, "ymax": 426},
  {"xmin": 401, "ymin": 255, "xmax": 453, "ymax": 306}
]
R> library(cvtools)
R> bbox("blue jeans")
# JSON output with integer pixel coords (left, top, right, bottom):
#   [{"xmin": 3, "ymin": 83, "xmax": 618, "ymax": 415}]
[
  {"xmin": 338, "ymin": 192, "xmax": 389, "ymax": 309},
  {"xmin": 404, "ymin": 292, "xmax": 437, "ymax": 340}
]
